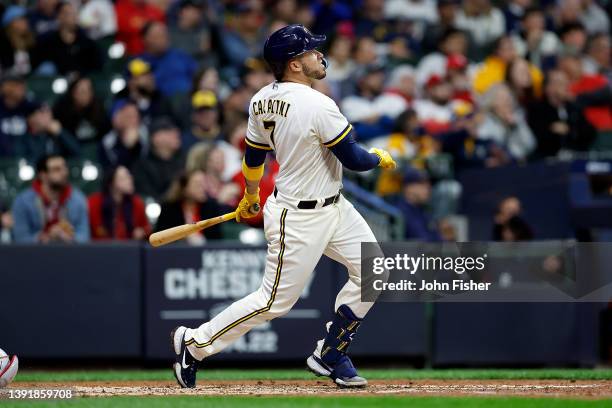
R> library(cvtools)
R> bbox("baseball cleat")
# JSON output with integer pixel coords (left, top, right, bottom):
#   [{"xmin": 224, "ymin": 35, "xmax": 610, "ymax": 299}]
[
  {"xmin": 171, "ymin": 326, "xmax": 199, "ymax": 388},
  {"xmin": 307, "ymin": 352, "xmax": 367, "ymax": 388}
]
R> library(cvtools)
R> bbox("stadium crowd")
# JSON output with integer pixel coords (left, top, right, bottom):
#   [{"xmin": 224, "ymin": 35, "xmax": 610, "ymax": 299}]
[{"xmin": 0, "ymin": 0, "xmax": 610, "ymax": 244}]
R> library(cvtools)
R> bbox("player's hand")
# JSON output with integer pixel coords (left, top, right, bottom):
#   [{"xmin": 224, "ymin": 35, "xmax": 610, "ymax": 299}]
[
  {"xmin": 369, "ymin": 148, "xmax": 397, "ymax": 169},
  {"xmin": 236, "ymin": 188, "xmax": 261, "ymax": 222}
]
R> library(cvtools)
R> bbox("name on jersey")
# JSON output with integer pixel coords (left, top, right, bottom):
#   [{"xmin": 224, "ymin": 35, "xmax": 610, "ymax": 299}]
[{"xmin": 252, "ymin": 98, "xmax": 291, "ymax": 117}]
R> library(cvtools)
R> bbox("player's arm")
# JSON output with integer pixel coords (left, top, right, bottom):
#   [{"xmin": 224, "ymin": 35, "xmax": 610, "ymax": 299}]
[
  {"xmin": 325, "ymin": 125, "xmax": 396, "ymax": 171},
  {"xmin": 236, "ymin": 142, "xmax": 268, "ymax": 222}
]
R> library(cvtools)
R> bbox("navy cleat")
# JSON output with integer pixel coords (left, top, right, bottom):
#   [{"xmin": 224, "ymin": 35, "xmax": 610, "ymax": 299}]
[
  {"xmin": 171, "ymin": 326, "xmax": 199, "ymax": 388},
  {"xmin": 306, "ymin": 305, "xmax": 367, "ymax": 388},
  {"xmin": 307, "ymin": 341, "xmax": 367, "ymax": 388}
]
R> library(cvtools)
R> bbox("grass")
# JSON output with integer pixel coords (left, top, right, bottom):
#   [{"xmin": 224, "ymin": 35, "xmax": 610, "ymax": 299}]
[
  {"xmin": 14, "ymin": 368, "xmax": 612, "ymax": 382},
  {"xmin": 1, "ymin": 396, "xmax": 611, "ymax": 408}
]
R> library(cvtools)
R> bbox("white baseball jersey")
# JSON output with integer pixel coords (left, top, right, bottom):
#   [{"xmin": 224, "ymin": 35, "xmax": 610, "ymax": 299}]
[{"xmin": 245, "ymin": 81, "xmax": 353, "ymax": 199}]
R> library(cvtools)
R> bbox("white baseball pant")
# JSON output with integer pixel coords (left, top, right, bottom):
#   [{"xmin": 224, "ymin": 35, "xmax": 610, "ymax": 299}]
[{"xmin": 184, "ymin": 191, "xmax": 376, "ymax": 360}]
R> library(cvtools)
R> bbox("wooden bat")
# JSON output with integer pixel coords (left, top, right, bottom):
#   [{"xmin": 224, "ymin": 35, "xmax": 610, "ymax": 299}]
[{"xmin": 149, "ymin": 203, "xmax": 260, "ymax": 247}]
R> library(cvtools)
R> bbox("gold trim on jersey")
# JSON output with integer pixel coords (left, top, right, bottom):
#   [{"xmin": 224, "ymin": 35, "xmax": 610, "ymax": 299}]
[
  {"xmin": 245, "ymin": 137, "xmax": 273, "ymax": 151},
  {"xmin": 185, "ymin": 208, "xmax": 288, "ymax": 349},
  {"xmin": 323, "ymin": 124, "xmax": 352, "ymax": 148}
]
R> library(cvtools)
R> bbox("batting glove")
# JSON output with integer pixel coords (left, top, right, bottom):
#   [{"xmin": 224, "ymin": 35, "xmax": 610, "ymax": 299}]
[
  {"xmin": 369, "ymin": 148, "xmax": 397, "ymax": 169},
  {"xmin": 236, "ymin": 188, "xmax": 260, "ymax": 222}
]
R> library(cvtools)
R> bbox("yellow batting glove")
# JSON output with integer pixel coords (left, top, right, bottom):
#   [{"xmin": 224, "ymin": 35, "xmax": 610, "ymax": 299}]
[
  {"xmin": 236, "ymin": 188, "xmax": 261, "ymax": 222},
  {"xmin": 369, "ymin": 148, "xmax": 397, "ymax": 169}
]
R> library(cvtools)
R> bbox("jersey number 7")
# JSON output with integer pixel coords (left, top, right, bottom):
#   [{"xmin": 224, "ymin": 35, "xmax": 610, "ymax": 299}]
[{"xmin": 263, "ymin": 120, "xmax": 276, "ymax": 148}]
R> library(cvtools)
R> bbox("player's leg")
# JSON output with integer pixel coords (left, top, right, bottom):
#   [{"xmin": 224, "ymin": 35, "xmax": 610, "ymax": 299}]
[
  {"xmin": 307, "ymin": 196, "xmax": 379, "ymax": 387},
  {"xmin": 173, "ymin": 198, "xmax": 338, "ymax": 387}
]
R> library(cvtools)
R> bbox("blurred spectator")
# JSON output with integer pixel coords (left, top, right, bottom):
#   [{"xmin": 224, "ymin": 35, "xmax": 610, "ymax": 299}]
[
  {"xmin": 182, "ymin": 90, "xmax": 222, "ymax": 149},
  {"xmin": 17, "ymin": 103, "xmax": 80, "ymax": 162},
  {"xmin": 477, "ymin": 84, "xmax": 536, "ymax": 161},
  {"xmin": 191, "ymin": 66, "xmax": 224, "ymax": 96},
  {"xmin": 27, "ymin": 0, "xmax": 58, "ymax": 36},
  {"xmin": 472, "ymin": 35, "xmax": 543, "ymax": 96},
  {"xmin": 559, "ymin": 50, "xmax": 612, "ymax": 130},
  {"xmin": 99, "ymin": 99, "xmax": 148, "ymax": 168},
  {"xmin": 115, "ymin": 0, "xmax": 165, "ymax": 55},
  {"xmin": 117, "ymin": 58, "xmax": 175, "ymax": 127},
  {"xmin": 493, "ymin": 196, "xmax": 533, "ymax": 241},
  {"xmin": 218, "ymin": 1, "xmax": 267, "ymax": 71},
  {"xmin": 341, "ymin": 64, "xmax": 395, "ymax": 141},
  {"xmin": 384, "ymin": 0, "xmax": 437, "ymax": 27},
  {"xmin": 510, "ymin": 7, "xmax": 560, "ymax": 69},
  {"xmin": 353, "ymin": 0, "xmax": 386, "ymax": 40},
  {"xmin": 78, "ymin": 0, "xmax": 117, "ymax": 40},
  {"xmin": 88, "ymin": 165, "xmax": 150, "ymax": 240},
  {"xmin": 325, "ymin": 32, "xmax": 356, "ymax": 88},
  {"xmin": 223, "ymin": 85, "xmax": 253, "ymax": 129},
  {"xmin": 579, "ymin": 0, "xmax": 610, "ymax": 35},
  {"xmin": 33, "ymin": 2, "xmax": 103, "ymax": 75},
  {"xmin": 217, "ymin": 117, "xmax": 247, "ymax": 181},
  {"xmin": 446, "ymin": 53, "xmax": 474, "ymax": 104},
  {"xmin": 392, "ymin": 167, "xmax": 441, "ymax": 241},
  {"xmin": 527, "ymin": 70, "xmax": 596, "ymax": 158},
  {"xmin": 439, "ymin": 110, "xmax": 512, "ymax": 170},
  {"xmin": 380, "ymin": 65, "xmax": 416, "ymax": 110},
  {"xmin": 583, "ymin": 33, "xmax": 611, "ymax": 75},
  {"xmin": 53, "ymin": 76, "xmax": 110, "ymax": 160},
  {"xmin": 132, "ymin": 117, "xmax": 185, "ymax": 201},
  {"xmin": 558, "ymin": 22, "xmax": 587, "ymax": 54},
  {"xmin": 504, "ymin": 58, "xmax": 538, "ymax": 105},
  {"xmin": 139, "ymin": 21, "xmax": 197, "ymax": 96},
  {"xmin": 502, "ymin": 0, "xmax": 532, "ymax": 34},
  {"xmin": 421, "ymin": 0, "xmax": 460, "ymax": 55},
  {"xmin": 0, "ymin": 73, "xmax": 38, "ymax": 156},
  {"xmin": 454, "ymin": 0, "xmax": 505, "ymax": 59},
  {"xmin": 413, "ymin": 74, "xmax": 456, "ymax": 134},
  {"xmin": 352, "ymin": 36, "xmax": 379, "ymax": 66},
  {"xmin": 417, "ymin": 28, "xmax": 468, "ymax": 88},
  {"xmin": 0, "ymin": 6, "xmax": 36, "ymax": 76},
  {"xmin": 11, "ymin": 154, "xmax": 89, "ymax": 243},
  {"xmin": 372, "ymin": 109, "xmax": 419, "ymax": 196},
  {"xmin": 239, "ymin": 58, "xmax": 274, "ymax": 94},
  {"xmin": 271, "ymin": 0, "xmax": 298, "ymax": 23},
  {"xmin": 154, "ymin": 169, "xmax": 226, "ymax": 244},
  {"xmin": 168, "ymin": 0, "xmax": 213, "ymax": 67},
  {"xmin": 311, "ymin": 0, "xmax": 352, "ymax": 36},
  {"xmin": 185, "ymin": 141, "xmax": 240, "ymax": 205},
  {"xmin": 0, "ymin": 199, "xmax": 12, "ymax": 243}
]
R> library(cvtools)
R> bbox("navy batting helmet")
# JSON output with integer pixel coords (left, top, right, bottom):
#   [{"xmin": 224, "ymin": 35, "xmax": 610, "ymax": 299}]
[{"xmin": 263, "ymin": 24, "xmax": 327, "ymax": 79}]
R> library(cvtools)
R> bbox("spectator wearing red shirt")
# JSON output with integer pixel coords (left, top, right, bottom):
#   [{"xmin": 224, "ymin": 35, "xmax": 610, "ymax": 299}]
[
  {"xmin": 558, "ymin": 50, "xmax": 612, "ymax": 130},
  {"xmin": 114, "ymin": 0, "xmax": 165, "ymax": 55},
  {"xmin": 88, "ymin": 165, "xmax": 150, "ymax": 240}
]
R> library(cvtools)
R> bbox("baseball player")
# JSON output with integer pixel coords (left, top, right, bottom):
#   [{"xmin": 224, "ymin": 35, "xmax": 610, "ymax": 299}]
[{"xmin": 171, "ymin": 24, "xmax": 396, "ymax": 388}]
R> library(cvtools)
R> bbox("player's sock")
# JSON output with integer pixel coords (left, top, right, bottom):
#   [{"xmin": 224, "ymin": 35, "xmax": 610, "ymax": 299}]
[{"xmin": 319, "ymin": 304, "xmax": 362, "ymax": 368}]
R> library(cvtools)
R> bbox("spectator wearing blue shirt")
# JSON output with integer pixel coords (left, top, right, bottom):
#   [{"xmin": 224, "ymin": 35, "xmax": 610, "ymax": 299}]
[
  {"xmin": 16, "ymin": 103, "xmax": 81, "ymax": 163},
  {"xmin": 139, "ymin": 21, "xmax": 197, "ymax": 97},
  {"xmin": 217, "ymin": 3, "xmax": 266, "ymax": 73},
  {"xmin": 393, "ymin": 167, "xmax": 442, "ymax": 241},
  {"xmin": 0, "ymin": 73, "xmax": 38, "ymax": 156},
  {"xmin": 12, "ymin": 154, "xmax": 90, "ymax": 243}
]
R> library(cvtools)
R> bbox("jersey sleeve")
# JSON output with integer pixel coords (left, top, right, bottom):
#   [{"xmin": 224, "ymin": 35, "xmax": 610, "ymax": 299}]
[
  {"xmin": 246, "ymin": 112, "xmax": 273, "ymax": 151},
  {"xmin": 314, "ymin": 96, "xmax": 353, "ymax": 148}
]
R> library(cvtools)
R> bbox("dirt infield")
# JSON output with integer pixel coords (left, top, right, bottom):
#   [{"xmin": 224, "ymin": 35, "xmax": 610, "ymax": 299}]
[{"xmin": 5, "ymin": 379, "xmax": 612, "ymax": 399}]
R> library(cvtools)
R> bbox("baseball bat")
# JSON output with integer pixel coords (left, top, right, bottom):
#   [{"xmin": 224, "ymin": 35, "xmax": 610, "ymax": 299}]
[{"xmin": 149, "ymin": 203, "xmax": 260, "ymax": 247}]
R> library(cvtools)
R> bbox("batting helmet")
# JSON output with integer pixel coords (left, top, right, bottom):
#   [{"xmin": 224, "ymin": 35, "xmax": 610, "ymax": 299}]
[{"xmin": 263, "ymin": 24, "xmax": 327, "ymax": 79}]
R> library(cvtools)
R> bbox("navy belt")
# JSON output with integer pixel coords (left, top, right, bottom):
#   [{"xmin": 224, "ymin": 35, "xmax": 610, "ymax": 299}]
[{"xmin": 274, "ymin": 187, "xmax": 340, "ymax": 209}]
